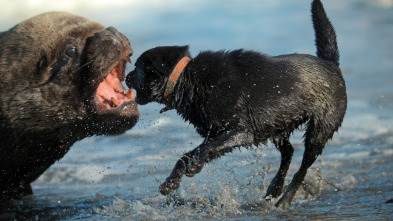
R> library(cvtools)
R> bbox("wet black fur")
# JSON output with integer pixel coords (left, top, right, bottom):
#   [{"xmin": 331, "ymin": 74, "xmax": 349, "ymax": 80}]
[{"xmin": 126, "ymin": 0, "xmax": 346, "ymax": 208}]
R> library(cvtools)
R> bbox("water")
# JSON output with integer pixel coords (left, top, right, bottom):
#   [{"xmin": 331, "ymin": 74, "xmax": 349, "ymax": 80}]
[{"xmin": 1, "ymin": 0, "xmax": 393, "ymax": 220}]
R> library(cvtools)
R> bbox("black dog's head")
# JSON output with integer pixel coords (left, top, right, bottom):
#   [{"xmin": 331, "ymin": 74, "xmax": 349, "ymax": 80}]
[{"xmin": 126, "ymin": 46, "xmax": 190, "ymax": 105}]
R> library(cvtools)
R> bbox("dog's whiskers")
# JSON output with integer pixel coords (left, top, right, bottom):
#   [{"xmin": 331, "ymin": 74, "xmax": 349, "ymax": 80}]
[{"xmin": 70, "ymin": 59, "xmax": 95, "ymax": 75}]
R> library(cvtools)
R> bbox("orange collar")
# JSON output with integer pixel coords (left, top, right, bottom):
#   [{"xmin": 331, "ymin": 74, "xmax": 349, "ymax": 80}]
[{"xmin": 163, "ymin": 56, "xmax": 191, "ymax": 105}]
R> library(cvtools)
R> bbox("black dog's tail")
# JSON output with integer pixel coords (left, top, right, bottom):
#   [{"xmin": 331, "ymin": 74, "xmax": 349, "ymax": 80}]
[{"xmin": 311, "ymin": 0, "xmax": 340, "ymax": 66}]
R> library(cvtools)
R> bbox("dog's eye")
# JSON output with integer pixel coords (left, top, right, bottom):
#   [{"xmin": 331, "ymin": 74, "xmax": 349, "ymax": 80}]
[{"xmin": 66, "ymin": 47, "xmax": 77, "ymax": 57}]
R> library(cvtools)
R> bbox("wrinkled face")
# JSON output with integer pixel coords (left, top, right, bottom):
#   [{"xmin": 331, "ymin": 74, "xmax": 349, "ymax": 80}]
[
  {"xmin": 81, "ymin": 27, "xmax": 139, "ymax": 135},
  {"xmin": 0, "ymin": 13, "xmax": 139, "ymax": 137}
]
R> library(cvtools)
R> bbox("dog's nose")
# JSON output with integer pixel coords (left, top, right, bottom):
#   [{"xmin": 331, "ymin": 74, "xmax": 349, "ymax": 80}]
[
  {"xmin": 126, "ymin": 68, "xmax": 145, "ymax": 91},
  {"xmin": 126, "ymin": 70, "xmax": 140, "ymax": 90},
  {"xmin": 125, "ymin": 71, "xmax": 133, "ymax": 89}
]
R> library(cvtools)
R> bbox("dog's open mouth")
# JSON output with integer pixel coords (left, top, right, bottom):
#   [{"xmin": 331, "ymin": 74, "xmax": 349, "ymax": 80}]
[{"xmin": 94, "ymin": 59, "xmax": 135, "ymax": 111}]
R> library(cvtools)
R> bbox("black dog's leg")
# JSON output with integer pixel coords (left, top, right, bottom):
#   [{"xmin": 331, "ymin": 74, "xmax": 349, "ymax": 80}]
[
  {"xmin": 265, "ymin": 136, "xmax": 294, "ymax": 200},
  {"xmin": 158, "ymin": 155, "xmax": 188, "ymax": 195},
  {"xmin": 275, "ymin": 119, "xmax": 332, "ymax": 208},
  {"xmin": 274, "ymin": 151, "xmax": 319, "ymax": 208},
  {"xmin": 159, "ymin": 129, "xmax": 254, "ymax": 195}
]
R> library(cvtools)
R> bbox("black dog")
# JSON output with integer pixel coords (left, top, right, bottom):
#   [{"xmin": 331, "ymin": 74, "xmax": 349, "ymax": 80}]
[
  {"xmin": 0, "ymin": 12, "xmax": 139, "ymax": 200},
  {"xmin": 126, "ymin": 0, "xmax": 346, "ymax": 208}
]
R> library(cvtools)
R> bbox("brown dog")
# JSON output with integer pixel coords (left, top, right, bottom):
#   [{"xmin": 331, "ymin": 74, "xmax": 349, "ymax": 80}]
[{"xmin": 0, "ymin": 12, "xmax": 139, "ymax": 200}]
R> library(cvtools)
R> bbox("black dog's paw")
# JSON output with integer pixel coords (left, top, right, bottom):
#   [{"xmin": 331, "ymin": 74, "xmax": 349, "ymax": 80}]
[
  {"xmin": 264, "ymin": 195, "xmax": 272, "ymax": 202},
  {"xmin": 159, "ymin": 177, "xmax": 181, "ymax": 195}
]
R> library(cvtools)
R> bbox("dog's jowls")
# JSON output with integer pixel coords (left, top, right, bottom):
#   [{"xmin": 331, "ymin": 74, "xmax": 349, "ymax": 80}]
[
  {"xmin": 126, "ymin": 0, "xmax": 346, "ymax": 208},
  {"xmin": 0, "ymin": 12, "xmax": 139, "ymax": 200}
]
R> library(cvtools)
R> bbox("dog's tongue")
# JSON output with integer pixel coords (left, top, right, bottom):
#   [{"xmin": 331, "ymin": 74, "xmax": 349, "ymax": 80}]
[{"xmin": 96, "ymin": 70, "xmax": 134, "ymax": 109}]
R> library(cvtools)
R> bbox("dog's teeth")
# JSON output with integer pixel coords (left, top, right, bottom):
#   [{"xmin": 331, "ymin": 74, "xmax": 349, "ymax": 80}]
[
  {"xmin": 126, "ymin": 89, "xmax": 134, "ymax": 100},
  {"xmin": 124, "ymin": 57, "xmax": 132, "ymax": 63},
  {"xmin": 115, "ymin": 88, "xmax": 126, "ymax": 94},
  {"xmin": 111, "ymin": 97, "xmax": 119, "ymax": 107}
]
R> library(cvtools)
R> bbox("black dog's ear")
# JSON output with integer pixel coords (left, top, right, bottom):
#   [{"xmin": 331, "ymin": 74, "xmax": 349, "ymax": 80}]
[
  {"xmin": 149, "ymin": 45, "xmax": 191, "ymax": 76},
  {"xmin": 179, "ymin": 45, "xmax": 191, "ymax": 58}
]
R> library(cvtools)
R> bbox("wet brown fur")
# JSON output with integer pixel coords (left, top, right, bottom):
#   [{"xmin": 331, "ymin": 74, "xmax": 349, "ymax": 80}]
[{"xmin": 0, "ymin": 12, "xmax": 139, "ymax": 200}]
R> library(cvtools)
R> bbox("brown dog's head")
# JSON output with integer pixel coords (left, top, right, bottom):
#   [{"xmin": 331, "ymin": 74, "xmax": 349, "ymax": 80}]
[
  {"xmin": 126, "ymin": 46, "xmax": 190, "ymax": 106},
  {"xmin": 0, "ymin": 12, "xmax": 139, "ymax": 140},
  {"xmin": 0, "ymin": 12, "xmax": 140, "ymax": 197}
]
